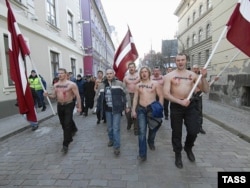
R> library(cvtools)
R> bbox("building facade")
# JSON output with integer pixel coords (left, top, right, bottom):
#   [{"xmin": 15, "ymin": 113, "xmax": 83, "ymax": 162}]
[
  {"xmin": 0, "ymin": 0, "xmax": 83, "ymax": 118},
  {"xmin": 175, "ymin": 0, "xmax": 250, "ymax": 109},
  {"xmin": 80, "ymin": 0, "xmax": 115, "ymax": 76}
]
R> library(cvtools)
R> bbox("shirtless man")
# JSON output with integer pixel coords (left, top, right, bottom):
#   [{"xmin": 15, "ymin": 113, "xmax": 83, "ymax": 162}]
[
  {"xmin": 151, "ymin": 66, "xmax": 164, "ymax": 86},
  {"xmin": 163, "ymin": 53, "xmax": 209, "ymax": 169},
  {"xmin": 123, "ymin": 62, "xmax": 140, "ymax": 135},
  {"xmin": 44, "ymin": 68, "xmax": 81, "ymax": 153},
  {"xmin": 94, "ymin": 70, "xmax": 104, "ymax": 91},
  {"xmin": 94, "ymin": 70, "xmax": 106, "ymax": 124},
  {"xmin": 132, "ymin": 66, "xmax": 163, "ymax": 161}
]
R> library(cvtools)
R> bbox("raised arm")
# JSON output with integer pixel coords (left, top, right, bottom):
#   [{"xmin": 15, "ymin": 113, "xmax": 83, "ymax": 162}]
[{"xmin": 198, "ymin": 68, "xmax": 210, "ymax": 93}]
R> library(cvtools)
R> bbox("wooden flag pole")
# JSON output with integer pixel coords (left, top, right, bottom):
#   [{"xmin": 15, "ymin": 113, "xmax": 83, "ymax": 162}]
[{"xmin": 27, "ymin": 56, "xmax": 57, "ymax": 115}]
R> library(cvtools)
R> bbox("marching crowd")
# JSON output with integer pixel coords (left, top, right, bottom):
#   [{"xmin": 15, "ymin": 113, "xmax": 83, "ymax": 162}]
[{"xmin": 40, "ymin": 52, "xmax": 210, "ymax": 169}]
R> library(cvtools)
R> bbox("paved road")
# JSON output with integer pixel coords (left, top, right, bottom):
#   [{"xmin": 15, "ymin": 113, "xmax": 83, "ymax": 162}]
[{"xmin": 0, "ymin": 107, "xmax": 250, "ymax": 187}]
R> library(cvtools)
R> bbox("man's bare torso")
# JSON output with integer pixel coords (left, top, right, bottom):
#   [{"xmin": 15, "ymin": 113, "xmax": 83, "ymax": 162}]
[
  {"xmin": 169, "ymin": 70, "xmax": 196, "ymax": 99},
  {"xmin": 124, "ymin": 73, "xmax": 140, "ymax": 93},
  {"xmin": 151, "ymin": 75, "xmax": 164, "ymax": 86},
  {"xmin": 54, "ymin": 80, "xmax": 75, "ymax": 103},
  {"xmin": 137, "ymin": 80, "xmax": 157, "ymax": 107}
]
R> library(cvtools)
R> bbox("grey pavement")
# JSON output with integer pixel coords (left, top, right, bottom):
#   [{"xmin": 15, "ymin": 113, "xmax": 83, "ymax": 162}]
[{"xmin": 0, "ymin": 97, "xmax": 249, "ymax": 187}]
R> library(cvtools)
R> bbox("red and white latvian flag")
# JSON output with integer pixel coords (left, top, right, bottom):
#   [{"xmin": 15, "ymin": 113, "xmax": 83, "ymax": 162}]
[
  {"xmin": 6, "ymin": 0, "xmax": 37, "ymax": 122},
  {"xmin": 113, "ymin": 27, "xmax": 138, "ymax": 81},
  {"xmin": 226, "ymin": 0, "xmax": 250, "ymax": 57}
]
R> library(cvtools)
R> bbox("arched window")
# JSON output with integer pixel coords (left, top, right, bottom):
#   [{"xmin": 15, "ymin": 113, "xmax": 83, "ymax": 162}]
[
  {"xmin": 199, "ymin": 5, "xmax": 203, "ymax": 16},
  {"xmin": 198, "ymin": 29, "xmax": 203, "ymax": 42},
  {"xmin": 207, "ymin": 0, "xmax": 211, "ymax": 10},
  {"xmin": 206, "ymin": 24, "xmax": 211, "ymax": 38},
  {"xmin": 187, "ymin": 17, "xmax": 190, "ymax": 27},
  {"xmin": 193, "ymin": 11, "xmax": 196, "ymax": 22},
  {"xmin": 192, "ymin": 34, "xmax": 196, "ymax": 45}
]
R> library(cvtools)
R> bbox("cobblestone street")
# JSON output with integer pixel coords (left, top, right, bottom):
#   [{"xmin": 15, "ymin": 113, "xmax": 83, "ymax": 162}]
[{"xmin": 0, "ymin": 108, "xmax": 250, "ymax": 188}]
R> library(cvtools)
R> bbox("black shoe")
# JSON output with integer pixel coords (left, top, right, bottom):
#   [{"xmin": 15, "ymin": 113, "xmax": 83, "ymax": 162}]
[
  {"xmin": 199, "ymin": 127, "xmax": 206, "ymax": 134},
  {"xmin": 148, "ymin": 144, "xmax": 155, "ymax": 151},
  {"xmin": 97, "ymin": 120, "xmax": 100, "ymax": 124},
  {"xmin": 165, "ymin": 117, "xmax": 168, "ymax": 120},
  {"xmin": 137, "ymin": 155, "xmax": 147, "ymax": 162},
  {"xmin": 61, "ymin": 146, "xmax": 68, "ymax": 153},
  {"xmin": 107, "ymin": 141, "xmax": 113, "ymax": 147},
  {"xmin": 127, "ymin": 124, "xmax": 131, "ymax": 130},
  {"xmin": 184, "ymin": 147, "xmax": 195, "ymax": 162},
  {"xmin": 103, "ymin": 120, "xmax": 106, "ymax": 123},
  {"xmin": 41, "ymin": 106, "xmax": 46, "ymax": 111},
  {"xmin": 31, "ymin": 125, "xmax": 39, "ymax": 131},
  {"xmin": 175, "ymin": 153, "xmax": 183, "ymax": 169},
  {"xmin": 114, "ymin": 149, "xmax": 120, "ymax": 156},
  {"xmin": 134, "ymin": 130, "xmax": 139, "ymax": 136}
]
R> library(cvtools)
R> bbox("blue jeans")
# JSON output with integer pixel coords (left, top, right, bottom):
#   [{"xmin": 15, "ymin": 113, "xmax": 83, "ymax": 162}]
[
  {"xmin": 105, "ymin": 112, "xmax": 121, "ymax": 149},
  {"xmin": 137, "ymin": 105, "xmax": 161, "ymax": 157},
  {"xmin": 36, "ymin": 90, "xmax": 46, "ymax": 107}
]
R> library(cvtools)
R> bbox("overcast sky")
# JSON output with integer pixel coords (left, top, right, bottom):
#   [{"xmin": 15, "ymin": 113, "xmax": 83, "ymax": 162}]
[{"xmin": 101, "ymin": 0, "xmax": 181, "ymax": 59}]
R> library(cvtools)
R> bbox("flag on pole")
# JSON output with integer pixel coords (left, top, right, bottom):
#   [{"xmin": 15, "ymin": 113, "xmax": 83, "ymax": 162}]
[
  {"xmin": 113, "ymin": 27, "xmax": 138, "ymax": 81},
  {"xmin": 6, "ymin": 0, "xmax": 37, "ymax": 122},
  {"xmin": 226, "ymin": 0, "xmax": 250, "ymax": 57}
]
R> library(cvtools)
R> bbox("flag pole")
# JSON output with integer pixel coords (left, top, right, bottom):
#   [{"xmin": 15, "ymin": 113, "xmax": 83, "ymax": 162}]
[
  {"xmin": 27, "ymin": 56, "xmax": 56, "ymax": 115},
  {"xmin": 200, "ymin": 50, "xmax": 241, "ymax": 97},
  {"xmin": 187, "ymin": 26, "xmax": 228, "ymax": 100}
]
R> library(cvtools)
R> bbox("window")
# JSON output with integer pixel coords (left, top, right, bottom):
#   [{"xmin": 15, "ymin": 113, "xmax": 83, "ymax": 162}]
[
  {"xmin": 47, "ymin": 0, "xmax": 56, "ymax": 26},
  {"xmin": 71, "ymin": 58, "xmax": 76, "ymax": 76},
  {"xmin": 192, "ymin": 54, "xmax": 195, "ymax": 65},
  {"xmin": 198, "ymin": 52, "xmax": 202, "ymax": 65},
  {"xmin": 192, "ymin": 34, "xmax": 196, "ymax": 45},
  {"xmin": 193, "ymin": 11, "xmax": 196, "ymax": 22},
  {"xmin": 50, "ymin": 51, "xmax": 59, "ymax": 79},
  {"xmin": 67, "ymin": 11, "xmax": 74, "ymax": 38},
  {"xmin": 199, "ymin": 5, "xmax": 203, "ymax": 16},
  {"xmin": 187, "ymin": 37, "xmax": 190, "ymax": 48},
  {"xmin": 206, "ymin": 49, "xmax": 210, "ymax": 61},
  {"xmin": 187, "ymin": 17, "xmax": 190, "ymax": 27},
  {"xmin": 4, "ymin": 34, "xmax": 14, "ymax": 86},
  {"xmin": 198, "ymin": 29, "xmax": 203, "ymax": 42},
  {"xmin": 207, "ymin": 0, "xmax": 211, "ymax": 10},
  {"xmin": 206, "ymin": 24, "xmax": 211, "ymax": 38}
]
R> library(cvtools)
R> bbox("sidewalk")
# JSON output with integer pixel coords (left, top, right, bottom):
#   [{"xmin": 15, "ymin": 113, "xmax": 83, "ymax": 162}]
[
  {"xmin": 202, "ymin": 95, "xmax": 250, "ymax": 143},
  {"xmin": 0, "ymin": 102, "xmax": 57, "ymax": 141},
  {"xmin": 0, "ymin": 97, "xmax": 250, "ymax": 142}
]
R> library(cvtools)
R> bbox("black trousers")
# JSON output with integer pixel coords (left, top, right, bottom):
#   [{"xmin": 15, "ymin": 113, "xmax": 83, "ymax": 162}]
[
  {"xmin": 170, "ymin": 101, "xmax": 200, "ymax": 153},
  {"xmin": 125, "ymin": 93, "xmax": 138, "ymax": 131},
  {"xmin": 57, "ymin": 101, "xmax": 77, "ymax": 147},
  {"xmin": 163, "ymin": 99, "xmax": 169, "ymax": 118}
]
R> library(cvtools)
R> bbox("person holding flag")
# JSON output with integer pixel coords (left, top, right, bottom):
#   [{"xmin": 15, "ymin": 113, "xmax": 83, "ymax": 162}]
[
  {"xmin": 113, "ymin": 26, "xmax": 138, "ymax": 81},
  {"xmin": 163, "ymin": 53, "xmax": 209, "ymax": 169}
]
